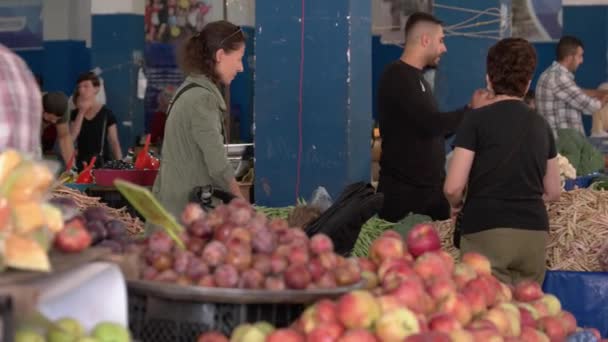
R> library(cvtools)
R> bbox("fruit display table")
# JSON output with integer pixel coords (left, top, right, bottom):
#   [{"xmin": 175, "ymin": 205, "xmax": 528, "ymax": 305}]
[{"xmin": 543, "ymin": 270, "xmax": 608, "ymax": 337}]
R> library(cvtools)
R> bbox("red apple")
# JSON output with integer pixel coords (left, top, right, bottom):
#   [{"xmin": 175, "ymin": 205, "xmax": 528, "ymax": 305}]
[
  {"xmin": 381, "ymin": 230, "xmax": 403, "ymax": 241},
  {"xmin": 482, "ymin": 307, "xmax": 511, "ymax": 336},
  {"xmin": 414, "ymin": 252, "xmax": 450, "ymax": 282},
  {"xmin": 495, "ymin": 282, "xmax": 513, "ymax": 303},
  {"xmin": 427, "ymin": 276, "xmax": 456, "ymax": 302},
  {"xmin": 336, "ymin": 329, "xmax": 378, "ymax": 342},
  {"xmin": 336, "ymin": 290, "xmax": 381, "ymax": 329},
  {"xmin": 461, "ymin": 252, "xmax": 492, "ymax": 276},
  {"xmin": 453, "ymin": 264, "xmax": 477, "ymax": 289},
  {"xmin": 461, "ymin": 286, "xmax": 487, "ymax": 317},
  {"xmin": 356, "ymin": 257, "xmax": 377, "ymax": 273},
  {"xmin": 309, "ymin": 234, "xmax": 334, "ymax": 255},
  {"xmin": 556, "ymin": 311, "xmax": 576, "ymax": 335},
  {"xmin": 531, "ymin": 300, "xmax": 549, "ymax": 319},
  {"xmin": 520, "ymin": 326, "xmax": 550, "ymax": 342},
  {"xmin": 306, "ymin": 322, "xmax": 344, "ymax": 342},
  {"xmin": 465, "ymin": 275, "xmax": 499, "ymax": 307},
  {"xmin": 514, "ymin": 280, "xmax": 544, "ymax": 302},
  {"xmin": 536, "ymin": 316, "xmax": 566, "ymax": 342},
  {"xmin": 449, "ymin": 330, "xmax": 474, "ymax": 342},
  {"xmin": 519, "ymin": 306, "xmax": 537, "ymax": 328},
  {"xmin": 361, "ymin": 271, "xmax": 380, "ymax": 290},
  {"xmin": 403, "ymin": 332, "xmax": 451, "ymax": 342},
  {"xmin": 377, "ymin": 295, "xmax": 402, "ymax": 314},
  {"xmin": 315, "ymin": 299, "xmax": 338, "ymax": 324},
  {"xmin": 389, "ymin": 277, "xmax": 429, "ymax": 313},
  {"xmin": 467, "ymin": 328, "xmax": 503, "ymax": 342},
  {"xmin": 428, "ymin": 313, "xmax": 462, "ymax": 333},
  {"xmin": 438, "ymin": 293, "xmax": 473, "ymax": 326},
  {"xmin": 197, "ymin": 331, "xmax": 228, "ymax": 342},
  {"xmin": 267, "ymin": 329, "xmax": 305, "ymax": 342},
  {"xmin": 406, "ymin": 223, "xmax": 441, "ymax": 257},
  {"xmin": 308, "ymin": 258, "xmax": 326, "ymax": 282},
  {"xmin": 378, "ymin": 258, "xmax": 412, "ymax": 280},
  {"xmin": 436, "ymin": 250, "xmax": 455, "ymax": 274},
  {"xmin": 539, "ymin": 294, "xmax": 561, "ymax": 316},
  {"xmin": 369, "ymin": 236, "xmax": 404, "ymax": 264}
]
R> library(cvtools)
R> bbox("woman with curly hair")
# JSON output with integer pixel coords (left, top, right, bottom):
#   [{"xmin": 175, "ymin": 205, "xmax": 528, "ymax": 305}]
[{"xmin": 444, "ymin": 38, "xmax": 562, "ymax": 285}]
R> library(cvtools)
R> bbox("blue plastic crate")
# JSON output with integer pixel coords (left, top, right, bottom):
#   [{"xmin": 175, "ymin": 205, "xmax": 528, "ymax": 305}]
[{"xmin": 564, "ymin": 173, "xmax": 600, "ymax": 191}]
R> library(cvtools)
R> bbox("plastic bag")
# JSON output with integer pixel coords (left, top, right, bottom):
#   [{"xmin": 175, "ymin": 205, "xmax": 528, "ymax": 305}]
[{"xmin": 309, "ymin": 186, "xmax": 333, "ymax": 212}]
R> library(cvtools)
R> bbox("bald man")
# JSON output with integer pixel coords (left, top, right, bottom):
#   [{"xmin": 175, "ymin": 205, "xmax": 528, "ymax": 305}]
[{"xmin": 376, "ymin": 12, "xmax": 483, "ymax": 222}]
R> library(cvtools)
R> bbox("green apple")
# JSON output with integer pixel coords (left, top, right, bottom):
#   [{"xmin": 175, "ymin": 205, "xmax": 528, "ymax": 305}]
[
  {"xmin": 47, "ymin": 327, "xmax": 76, "ymax": 342},
  {"xmin": 15, "ymin": 330, "xmax": 45, "ymax": 342},
  {"xmin": 91, "ymin": 322, "xmax": 130, "ymax": 342},
  {"xmin": 56, "ymin": 317, "xmax": 85, "ymax": 337},
  {"xmin": 230, "ymin": 324, "xmax": 253, "ymax": 342},
  {"xmin": 76, "ymin": 337, "xmax": 100, "ymax": 342},
  {"xmin": 253, "ymin": 322, "xmax": 274, "ymax": 335}
]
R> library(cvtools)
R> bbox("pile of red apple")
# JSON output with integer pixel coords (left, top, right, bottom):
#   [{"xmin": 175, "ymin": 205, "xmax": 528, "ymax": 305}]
[
  {"xmin": 198, "ymin": 223, "xmax": 605, "ymax": 342},
  {"xmin": 139, "ymin": 199, "xmax": 361, "ymax": 290}
]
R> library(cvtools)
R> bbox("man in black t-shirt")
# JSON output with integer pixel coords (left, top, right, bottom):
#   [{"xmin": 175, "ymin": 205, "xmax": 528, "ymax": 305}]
[{"xmin": 376, "ymin": 12, "xmax": 487, "ymax": 222}]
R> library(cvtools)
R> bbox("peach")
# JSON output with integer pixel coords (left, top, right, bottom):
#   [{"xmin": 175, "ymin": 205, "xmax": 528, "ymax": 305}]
[
  {"xmin": 536, "ymin": 316, "xmax": 566, "ymax": 342},
  {"xmin": 461, "ymin": 252, "xmax": 492, "ymax": 276},
  {"xmin": 439, "ymin": 294, "xmax": 473, "ymax": 326},
  {"xmin": 453, "ymin": 264, "xmax": 477, "ymax": 289},
  {"xmin": 375, "ymin": 308, "xmax": 421, "ymax": 341},
  {"xmin": 370, "ymin": 237, "xmax": 404, "ymax": 265},
  {"xmin": 414, "ymin": 252, "xmax": 451, "ymax": 282},
  {"xmin": 336, "ymin": 290, "xmax": 381, "ymax": 329}
]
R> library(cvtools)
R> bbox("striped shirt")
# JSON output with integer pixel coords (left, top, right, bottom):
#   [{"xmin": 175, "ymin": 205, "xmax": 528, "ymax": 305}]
[
  {"xmin": 0, "ymin": 44, "xmax": 42, "ymax": 156},
  {"xmin": 536, "ymin": 61, "xmax": 602, "ymax": 137}
]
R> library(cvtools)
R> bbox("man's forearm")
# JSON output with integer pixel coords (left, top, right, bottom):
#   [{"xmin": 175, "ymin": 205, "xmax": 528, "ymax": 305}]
[{"xmin": 58, "ymin": 136, "xmax": 74, "ymax": 165}]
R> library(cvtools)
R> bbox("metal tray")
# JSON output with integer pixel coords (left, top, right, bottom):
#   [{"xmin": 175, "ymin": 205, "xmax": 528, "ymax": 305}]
[{"xmin": 127, "ymin": 279, "xmax": 365, "ymax": 304}]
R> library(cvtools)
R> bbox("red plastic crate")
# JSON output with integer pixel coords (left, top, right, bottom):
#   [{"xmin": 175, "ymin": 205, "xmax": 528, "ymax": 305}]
[{"xmin": 94, "ymin": 169, "xmax": 158, "ymax": 187}]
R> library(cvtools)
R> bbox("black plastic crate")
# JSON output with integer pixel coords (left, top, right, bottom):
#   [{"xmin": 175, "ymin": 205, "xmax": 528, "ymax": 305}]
[
  {"xmin": 127, "ymin": 280, "xmax": 363, "ymax": 342},
  {"xmin": 0, "ymin": 296, "xmax": 14, "ymax": 342}
]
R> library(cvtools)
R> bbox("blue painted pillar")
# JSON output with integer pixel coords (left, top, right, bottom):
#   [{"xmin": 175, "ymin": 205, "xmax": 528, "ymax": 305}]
[
  {"xmin": 91, "ymin": 0, "xmax": 145, "ymax": 153},
  {"xmin": 434, "ymin": 0, "xmax": 509, "ymax": 111},
  {"xmin": 254, "ymin": 1, "xmax": 372, "ymax": 206},
  {"xmin": 562, "ymin": 4, "xmax": 608, "ymax": 88}
]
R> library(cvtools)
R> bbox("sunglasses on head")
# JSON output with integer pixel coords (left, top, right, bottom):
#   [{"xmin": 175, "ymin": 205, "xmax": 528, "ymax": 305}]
[{"xmin": 219, "ymin": 27, "xmax": 243, "ymax": 46}]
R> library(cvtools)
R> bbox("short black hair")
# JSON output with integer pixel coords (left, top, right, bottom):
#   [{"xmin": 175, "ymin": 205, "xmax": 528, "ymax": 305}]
[
  {"xmin": 556, "ymin": 36, "xmax": 583, "ymax": 61},
  {"xmin": 43, "ymin": 92, "xmax": 68, "ymax": 118},
  {"xmin": 76, "ymin": 71, "xmax": 100, "ymax": 87},
  {"xmin": 404, "ymin": 12, "xmax": 443, "ymax": 39}
]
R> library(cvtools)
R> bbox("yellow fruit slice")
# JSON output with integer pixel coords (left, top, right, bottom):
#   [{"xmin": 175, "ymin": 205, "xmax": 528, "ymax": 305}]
[
  {"xmin": 0, "ymin": 149, "xmax": 22, "ymax": 184},
  {"xmin": 4, "ymin": 234, "xmax": 50, "ymax": 272},
  {"xmin": 12, "ymin": 202, "xmax": 46, "ymax": 234}
]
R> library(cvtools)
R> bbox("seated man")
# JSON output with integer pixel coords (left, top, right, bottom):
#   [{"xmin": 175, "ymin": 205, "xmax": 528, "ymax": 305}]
[{"xmin": 42, "ymin": 91, "xmax": 74, "ymax": 164}]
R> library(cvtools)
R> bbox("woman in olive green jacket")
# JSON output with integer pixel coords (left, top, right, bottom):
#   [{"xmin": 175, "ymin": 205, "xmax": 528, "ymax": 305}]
[{"xmin": 153, "ymin": 20, "xmax": 246, "ymax": 218}]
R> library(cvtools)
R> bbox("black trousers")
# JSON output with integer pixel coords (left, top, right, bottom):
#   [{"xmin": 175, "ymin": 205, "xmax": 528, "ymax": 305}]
[{"xmin": 377, "ymin": 176, "xmax": 450, "ymax": 223}]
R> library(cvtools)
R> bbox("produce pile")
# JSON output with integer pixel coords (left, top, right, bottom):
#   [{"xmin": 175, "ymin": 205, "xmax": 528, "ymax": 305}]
[
  {"xmin": 139, "ymin": 200, "xmax": 362, "ymax": 289},
  {"xmin": 52, "ymin": 185, "xmax": 144, "ymax": 236},
  {"xmin": 50, "ymin": 197, "xmax": 135, "ymax": 254},
  {"xmin": 0, "ymin": 150, "xmax": 65, "ymax": 271},
  {"xmin": 198, "ymin": 225, "xmax": 603, "ymax": 342},
  {"xmin": 16, "ymin": 317, "xmax": 130, "ymax": 342},
  {"xmin": 433, "ymin": 189, "xmax": 608, "ymax": 272}
]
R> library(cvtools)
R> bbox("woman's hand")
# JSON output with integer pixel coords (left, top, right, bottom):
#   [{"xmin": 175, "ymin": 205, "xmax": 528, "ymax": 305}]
[{"xmin": 450, "ymin": 203, "xmax": 462, "ymax": 225}]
